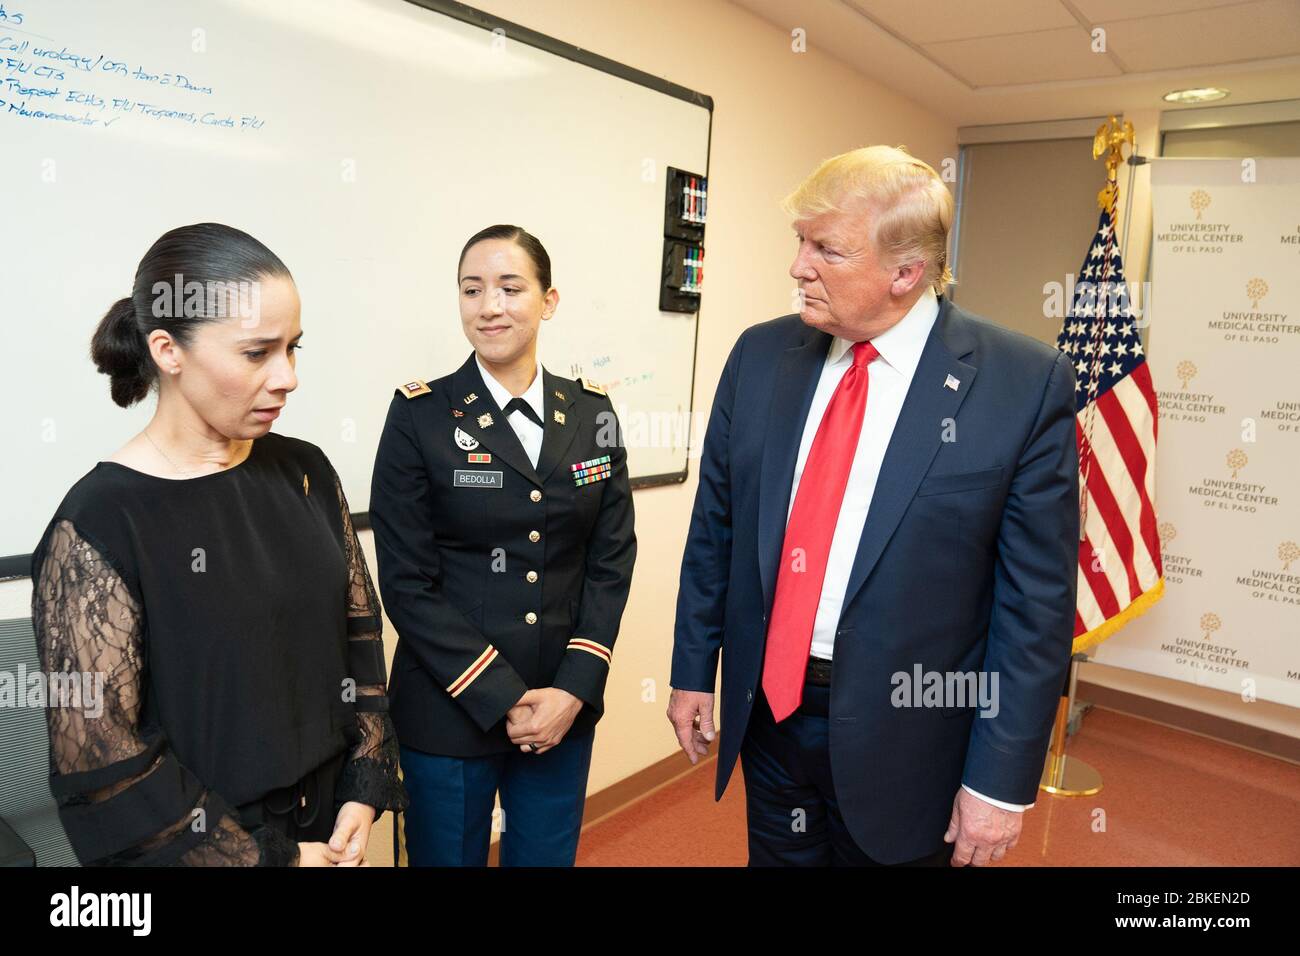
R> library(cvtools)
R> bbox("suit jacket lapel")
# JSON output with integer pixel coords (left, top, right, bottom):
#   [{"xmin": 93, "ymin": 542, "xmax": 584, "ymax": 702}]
[
  {"xmin": 447, "ymin": 353, "xmax": 540, "ymax": 486},
  {"xmin": 758, "ymin": 325, "xmax": 833, "ymax": 615},
  {"xmin": 838, "ymin": 299, "xmax": 978, "ymax": 614},
  {"xmin": 535, "ymin": 369, "xmax": 579, "ymax": 482}
]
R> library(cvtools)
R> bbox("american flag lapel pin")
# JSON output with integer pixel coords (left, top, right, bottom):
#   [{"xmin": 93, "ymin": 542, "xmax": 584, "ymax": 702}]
[{"xmin": 944, "ymin": 374, "xmax": 960, "ymax": 391}]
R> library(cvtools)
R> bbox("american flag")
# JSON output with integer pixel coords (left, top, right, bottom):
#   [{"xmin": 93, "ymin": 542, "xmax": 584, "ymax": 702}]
[{"xmin": 1055, "ymin": 206, "xmax": 1164, "ymax": 654}]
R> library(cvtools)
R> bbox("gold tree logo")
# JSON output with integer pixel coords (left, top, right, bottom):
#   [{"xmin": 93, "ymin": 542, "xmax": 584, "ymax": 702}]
[
  {"xmin": 1189, "ymin": 189, "xmax": 1211, "ymax": 221},
  {"xmin": 1175, "ymin": 360, "xmax": 1197, "ymax": 390},
  {"xmin": 1246, "ymin": 277, "xmax": 1268, "ymax": 310},
  {"xmin": 1226, "ymin": 448, "xmax": 1247, "ymax": 479},
  {"xmin": 1158, "ymin": 522, "xmax": 1177, "ymax": 550},
  {"xmin": 1280, "ymin": 541, "xmax": 1300, "ymax": 571},
  {"xmin": 1200, "ymin": 612, "xmax": 1221, "ymax": 642}
]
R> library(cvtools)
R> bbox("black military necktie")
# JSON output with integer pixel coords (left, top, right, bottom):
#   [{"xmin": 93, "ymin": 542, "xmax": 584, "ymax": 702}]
[{"xmin": 504, "ymin": 397, "xmax": 544, "ymax": 428}]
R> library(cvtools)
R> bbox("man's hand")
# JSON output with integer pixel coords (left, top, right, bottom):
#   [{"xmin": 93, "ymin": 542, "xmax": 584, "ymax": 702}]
[
  {"xmin": 943, "ymin": 787, "xmax": 1023, "ymax": 866},
  {"xmin": 507, "ymin": 687, "xmax": 583, "ymax": 754},
  {"xmin": 329, "ymin": 801, "xmax": 376, "ymax": 867},
  {"xmin": 666, "ymin": 688, "xmax": 716, "ymax": 764}
]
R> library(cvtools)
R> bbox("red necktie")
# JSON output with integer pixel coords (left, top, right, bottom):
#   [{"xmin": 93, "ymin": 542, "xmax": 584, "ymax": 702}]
[{"xmin": 762, "ymin": 339, "xmax": 879, "ymax": 722}]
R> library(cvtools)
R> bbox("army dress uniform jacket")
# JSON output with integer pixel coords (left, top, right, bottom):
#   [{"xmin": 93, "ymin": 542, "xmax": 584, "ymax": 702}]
[{"xmin": 370, "ymin": 353, "xmax": 637, "ymax": 757}]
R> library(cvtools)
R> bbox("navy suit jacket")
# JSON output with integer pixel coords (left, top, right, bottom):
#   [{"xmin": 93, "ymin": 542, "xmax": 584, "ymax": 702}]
[{"xmin": 670, "ymin": 294, "xmax": 1079, "ymax": 863}]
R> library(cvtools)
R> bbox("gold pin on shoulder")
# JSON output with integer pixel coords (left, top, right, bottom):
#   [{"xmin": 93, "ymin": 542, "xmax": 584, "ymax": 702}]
[
  {"xmin": 399, "ymin": 379, "xmax": 431, "ymax": 399},
  {"xmin": 580, "ymin": 377, "xmax": 606, "ymax": 396}
]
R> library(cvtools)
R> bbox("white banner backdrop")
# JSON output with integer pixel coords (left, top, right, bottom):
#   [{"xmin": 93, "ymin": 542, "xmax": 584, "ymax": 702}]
[{"xmin": 1092, "ymin": 157, "xmax": 1300, "ymax": 707}]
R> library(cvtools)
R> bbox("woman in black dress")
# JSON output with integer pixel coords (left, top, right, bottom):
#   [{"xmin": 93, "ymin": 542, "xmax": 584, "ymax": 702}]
[{"xmin": 30, "ymin": 223, "xmax": 407, "ymax": 866}]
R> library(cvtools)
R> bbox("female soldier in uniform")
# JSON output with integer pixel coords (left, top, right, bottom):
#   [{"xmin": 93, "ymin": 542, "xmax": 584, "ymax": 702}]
[{"xmin": 370, "ymin": 224, "xmax": 636, "ymax": 866}]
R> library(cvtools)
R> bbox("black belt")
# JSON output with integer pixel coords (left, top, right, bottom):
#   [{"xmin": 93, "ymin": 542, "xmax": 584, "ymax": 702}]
[
  {"xmin": 238, "ymin": 750, "xmax": 346, "ymax": 835},
  {"xmin": 805, "ymin": 656, "xmax": 832, "ymax": 687}
]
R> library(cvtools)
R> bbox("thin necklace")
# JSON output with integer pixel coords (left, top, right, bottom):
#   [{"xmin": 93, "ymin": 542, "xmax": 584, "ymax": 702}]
[
  {"xmin": 146, "ymin": 431, "xmax": 248, "ymax": 478},
  {"xmin": 143, "ymin": 428, "xmax": 200, "ymax": 477}
]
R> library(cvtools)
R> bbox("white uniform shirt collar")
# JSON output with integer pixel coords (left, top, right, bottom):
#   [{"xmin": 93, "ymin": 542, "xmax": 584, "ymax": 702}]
[
  {"xmin": 475, "ymin": 353, "xmax": 545, "ymax": 418},
  {"xmin": 825, "ymin": 285, "xmax": 940, "ymax": 380}
]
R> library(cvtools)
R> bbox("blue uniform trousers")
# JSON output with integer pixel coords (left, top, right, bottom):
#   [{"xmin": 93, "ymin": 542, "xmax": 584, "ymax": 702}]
[{"xmin": 399, "ymin": 730, "xmax": 595, "ymax": 866}]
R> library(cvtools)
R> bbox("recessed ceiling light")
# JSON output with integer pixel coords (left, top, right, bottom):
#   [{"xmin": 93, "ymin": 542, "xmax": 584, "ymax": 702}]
[{"xmin": 1163, "ymin": 87, "xmax": 1230, "ymax": 104}]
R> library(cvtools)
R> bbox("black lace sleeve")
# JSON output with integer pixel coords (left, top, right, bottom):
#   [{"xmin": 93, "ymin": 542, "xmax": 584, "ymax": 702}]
[
  {"xmin": 330, "ymin": 471, "xmax": 409, "ymax": 818},
  {"xmin": 31, "ymin": 519, "xmax": 301, "ymax": 867}
]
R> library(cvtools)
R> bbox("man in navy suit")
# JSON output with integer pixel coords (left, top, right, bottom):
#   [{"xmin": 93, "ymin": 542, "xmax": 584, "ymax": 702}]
[{"xmin": 667, "ymin": 145, "xmax": 1078, "ymax": 866}]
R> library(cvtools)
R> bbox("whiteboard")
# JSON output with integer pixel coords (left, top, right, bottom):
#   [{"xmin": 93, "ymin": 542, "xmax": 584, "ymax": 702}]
[{"xmin": 0, "ymin": 0, "xmax": 711, "ymax": 571}]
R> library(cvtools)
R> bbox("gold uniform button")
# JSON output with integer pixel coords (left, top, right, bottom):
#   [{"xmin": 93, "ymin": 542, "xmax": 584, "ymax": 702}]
[
  {"xmin": 526, "ymin": 571, "xmax": 538, "ymax": 583},
  {"xmin": 528, "ymin": 530, "xmax": 541, "ymax": 542},
  {"xmin": 525, "ymin": 612, "xmax": 538, "ymax": 624},
  {"xmin": 530, "ymin": 489, "xmax": 542, "ymax": 502}
]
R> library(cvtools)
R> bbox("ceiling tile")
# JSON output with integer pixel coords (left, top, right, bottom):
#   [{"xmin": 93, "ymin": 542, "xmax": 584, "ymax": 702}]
[
  {"xmin": 839, "ymin": 0, "xmax": 1078, "ymax": 44},
  {"xmin": 1102, "ymin": 0, "xmax": 1300, "ymax": 71},
  {"xmin": 1071, "ymin": 0, "xmax": 1258, "ymax": 23},
  {"xmin": 924, "ymin": 26, "xmax": 1123, "ymax": 86}
]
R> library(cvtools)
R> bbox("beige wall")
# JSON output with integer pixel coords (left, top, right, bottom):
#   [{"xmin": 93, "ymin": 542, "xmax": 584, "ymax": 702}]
[{"xmin": 0, "ymin": 0, "xmax": 958, "ymax": 799}]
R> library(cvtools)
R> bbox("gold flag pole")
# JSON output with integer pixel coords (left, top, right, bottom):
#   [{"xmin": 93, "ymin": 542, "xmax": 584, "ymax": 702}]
[
  {"xmin": 1040, "ymin": 116, "xmax": 1133, "ymax": 797},
  {"xmin": 1040, "ymin": 655, "xmax": 1101, "ymax": 795}
]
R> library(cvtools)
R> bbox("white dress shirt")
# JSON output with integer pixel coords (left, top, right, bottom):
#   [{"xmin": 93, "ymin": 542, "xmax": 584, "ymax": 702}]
[
  {"xmin": 785, "ymin": 286, "xmax": 1031, "ymax": 812},
  {"xmin": 476, "ymin": 354, "xmax": 545, "ymax": 470}
]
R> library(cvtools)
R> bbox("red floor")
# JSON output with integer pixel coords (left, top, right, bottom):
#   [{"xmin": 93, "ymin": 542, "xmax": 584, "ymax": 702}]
[{"xmin": 576, "ymin": 708, "xmax": 1300, "ymax": 866}]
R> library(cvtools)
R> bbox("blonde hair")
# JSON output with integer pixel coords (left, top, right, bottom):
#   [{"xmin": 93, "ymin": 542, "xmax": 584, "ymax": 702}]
[{"xmin": 781, "ymin": 145, "xmax": 955, "ymax": 295}]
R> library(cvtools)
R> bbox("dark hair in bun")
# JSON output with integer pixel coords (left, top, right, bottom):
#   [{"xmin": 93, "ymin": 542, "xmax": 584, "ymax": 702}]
[
  {"xmin": 457, "ymin": 224, "xmax": 552, "ymax": 291},
  {"xmin": 90, "ymin": 223, "xmax": 292, "ymax": 408}
]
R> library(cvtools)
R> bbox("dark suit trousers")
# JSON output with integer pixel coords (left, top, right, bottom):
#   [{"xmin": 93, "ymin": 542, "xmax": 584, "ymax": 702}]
[{"xmin": 741, "ymin": 682, "xmax": 956, "ymax": 867}]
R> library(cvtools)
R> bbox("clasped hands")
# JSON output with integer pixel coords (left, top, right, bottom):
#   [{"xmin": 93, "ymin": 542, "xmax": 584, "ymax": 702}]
[{"xmin": 507, "ymin": 686, "xmax": 583, "ymax": 755}]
